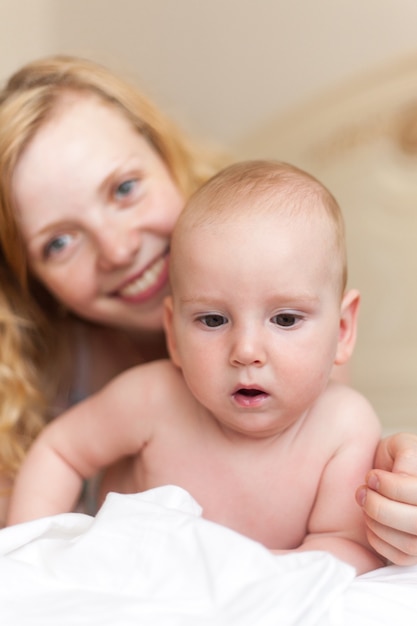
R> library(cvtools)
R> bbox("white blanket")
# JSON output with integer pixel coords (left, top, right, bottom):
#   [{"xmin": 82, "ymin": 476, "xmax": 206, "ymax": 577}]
[{"xmin": 0, "ymin": 486, "xmax": 416, "ymax": 625}]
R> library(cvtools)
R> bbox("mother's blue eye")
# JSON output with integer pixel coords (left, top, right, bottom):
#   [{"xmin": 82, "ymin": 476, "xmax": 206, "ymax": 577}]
[
  {"xmin": 200, "ymin": 314, "xmax": 228, "ymax": 328},
  {"xmin": 44, "ymin": 233, "xmax": 72, "ymax": 258},
  {"xmin": 115, "ymin": 179, "xmax": 136, "ymax": 198}
]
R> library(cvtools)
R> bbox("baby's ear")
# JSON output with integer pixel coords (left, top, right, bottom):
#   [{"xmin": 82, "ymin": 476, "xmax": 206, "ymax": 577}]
[
  {"xmin": 334, "ymin": 289, "xmax": 360, "ymax": 365},
  {"xmin": 163, "ymin": 296, "xmax": 181, "ymax": 368}
]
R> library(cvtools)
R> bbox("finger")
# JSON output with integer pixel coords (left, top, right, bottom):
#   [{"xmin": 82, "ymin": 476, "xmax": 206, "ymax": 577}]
[
  {"xmin": 366, "ymin": 469, "xmax": 417, "ymax": 506},
  {"xmin": 375, "ymin": 433, "xmax": 417, "ymax": 474},
  {"xmin": 360, "ymin": 485, "xmax": 417, "ymax": 535},
  {"xmin": 364, "ymin": 518, "xmax": 417, "ymax": 566}
]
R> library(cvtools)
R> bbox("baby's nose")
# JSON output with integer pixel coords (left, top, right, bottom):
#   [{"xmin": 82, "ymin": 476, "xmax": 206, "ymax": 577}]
[{"xmin": 230, "ymin": 329, "xmax": 266, "ymax": 367}]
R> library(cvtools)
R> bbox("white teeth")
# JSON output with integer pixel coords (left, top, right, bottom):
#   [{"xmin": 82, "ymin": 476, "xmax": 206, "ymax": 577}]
[{"xmin": 119, "ymin": 257, "xmax": 165, "ymax": 297}]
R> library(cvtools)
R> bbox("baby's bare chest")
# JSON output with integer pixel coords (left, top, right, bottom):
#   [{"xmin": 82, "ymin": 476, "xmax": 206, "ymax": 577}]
[{"xmin": 132, "ymin": 432, "xmax": 328, "ymax": 549}]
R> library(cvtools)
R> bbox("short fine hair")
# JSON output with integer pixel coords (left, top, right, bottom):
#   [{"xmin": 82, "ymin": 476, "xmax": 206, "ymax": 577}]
[{"xmin": 172, "ymin": 160, "xmax": 347, "ymax": 292}]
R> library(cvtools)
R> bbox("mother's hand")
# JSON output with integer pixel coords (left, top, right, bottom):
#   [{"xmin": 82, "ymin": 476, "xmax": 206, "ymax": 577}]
[{"xmin": 356, "ymin": 433, "xmax": 417, "ymax": 566}]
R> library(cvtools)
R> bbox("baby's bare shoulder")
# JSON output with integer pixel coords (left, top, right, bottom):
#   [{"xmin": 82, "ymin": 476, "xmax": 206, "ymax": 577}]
[
  {"xmin": 311, "ymin": 381, "xmax": 381, "ymax": 435},
  {"xmin": 111, "ymin": 358, "xmax": 180, "ymax": 386},
  {"xmin": 97, "ymin": 359, "xmax": 186, "ymax": 410}
]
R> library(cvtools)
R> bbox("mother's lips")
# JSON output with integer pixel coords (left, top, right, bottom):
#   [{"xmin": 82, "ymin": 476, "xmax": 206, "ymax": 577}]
[{"xmin": 118, "ymin": 256, "xmax": 167, "ymax": 298}]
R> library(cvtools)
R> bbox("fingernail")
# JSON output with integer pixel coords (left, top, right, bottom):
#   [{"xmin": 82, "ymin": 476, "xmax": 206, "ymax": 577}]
[
  {"xmin": 367, "ymin": 472, "xmax": 379, "ymax": 491},
  {"xmin": 356, "ymin": 487, "xmax": 367, "ymax": 507}
]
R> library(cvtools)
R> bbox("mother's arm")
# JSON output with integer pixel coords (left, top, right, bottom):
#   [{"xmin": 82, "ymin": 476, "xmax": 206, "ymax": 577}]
[{"xmin": 356, "ymin": 433, "xmax": 417, "ymax": 565}]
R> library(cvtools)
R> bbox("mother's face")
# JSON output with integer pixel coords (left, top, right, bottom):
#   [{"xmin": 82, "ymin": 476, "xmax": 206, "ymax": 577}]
[{"xmin": 12, "ymin": 93, "xmax": 185, "ymax": 334}]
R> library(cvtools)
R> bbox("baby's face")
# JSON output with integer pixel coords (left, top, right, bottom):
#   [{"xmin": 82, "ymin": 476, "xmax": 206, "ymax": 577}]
[{"xmin": 166, "ymin": 208, "xmax": 347, "ymax": 438}]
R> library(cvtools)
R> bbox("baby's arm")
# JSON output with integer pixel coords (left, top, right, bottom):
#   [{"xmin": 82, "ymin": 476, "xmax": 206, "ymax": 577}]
[
  {"xmin": 6, "ymin": 361, "xmax": 168, "ymax": 525},
  {"xmin": 276, "ymin": 387, "xmax": 385, "ymax": 574}
]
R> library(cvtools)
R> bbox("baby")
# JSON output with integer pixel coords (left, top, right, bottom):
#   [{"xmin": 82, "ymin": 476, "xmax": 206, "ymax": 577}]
[{"xmin": 7, "ymin": 160, "xmax": 384, "ymax": 574}]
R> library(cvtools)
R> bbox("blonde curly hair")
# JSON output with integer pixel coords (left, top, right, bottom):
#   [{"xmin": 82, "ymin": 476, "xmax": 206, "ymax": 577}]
[{"xmin": 0, "ymin": 54, "xmax": 226, "ymax": 480}]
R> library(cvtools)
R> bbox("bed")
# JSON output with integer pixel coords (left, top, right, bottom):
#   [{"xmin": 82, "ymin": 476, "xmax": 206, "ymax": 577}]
[{"xmin": 0, "ymin": 485, "xmax": 416, "ymax": 625}]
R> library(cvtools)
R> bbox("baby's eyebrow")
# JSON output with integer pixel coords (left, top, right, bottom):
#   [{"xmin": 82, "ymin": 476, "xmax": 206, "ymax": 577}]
[
  {"xmin": 275, "ymin": 294, "xmax": 320, "ymax": 306},
  {"xmin": 178, "ymin": 293, "xmax": 320, "ymax": 307},
  {"xmin": 178, "ymin": 296, "xmax": 222, "ymax": 306}
]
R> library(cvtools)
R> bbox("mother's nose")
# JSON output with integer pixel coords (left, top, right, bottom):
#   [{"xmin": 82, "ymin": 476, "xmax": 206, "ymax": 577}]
[{"xmin": 96, "ymin": 223, "xmax": 140, "ymax": 271}]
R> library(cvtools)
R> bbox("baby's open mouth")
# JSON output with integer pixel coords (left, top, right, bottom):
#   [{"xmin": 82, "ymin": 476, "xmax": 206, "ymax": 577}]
[
  {"xmin": 237, "ymin": 388, "xmax": 264, "ymax": 397},
  {"xmin": 233, "ymin": 387, "xmax": 269, "ymax": 407}
]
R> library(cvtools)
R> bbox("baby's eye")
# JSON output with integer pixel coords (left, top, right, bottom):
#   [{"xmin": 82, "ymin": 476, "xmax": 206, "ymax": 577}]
[
  {"xmin": 271, "ymin": 313, "xmax": 300, "ymax": 327},
  {"xmin": 43, "ymin": 233, "xmax": 73, "ymax": 259},
  {"xmin": 198, "ymin": 314, "xmax": 228, "ymax": 328},
  {"xmin": 115, "ymin": 179, "xmax": 137, "ymax": 199}
]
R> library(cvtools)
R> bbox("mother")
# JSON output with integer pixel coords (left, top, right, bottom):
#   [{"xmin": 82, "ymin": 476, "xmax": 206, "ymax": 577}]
[{"xmin": 0, "ymin": 55, "xmax": 415, "ymax": 565}]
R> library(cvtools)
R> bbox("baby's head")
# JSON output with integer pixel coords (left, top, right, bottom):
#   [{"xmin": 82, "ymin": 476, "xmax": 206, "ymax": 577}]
[
  {"xmin": 169, "ymin": 159, "xmax": 347, "ymax": 299},
  {"xmin": 165, "ymin": 161, "xmax": 357, "ymax": 433}
]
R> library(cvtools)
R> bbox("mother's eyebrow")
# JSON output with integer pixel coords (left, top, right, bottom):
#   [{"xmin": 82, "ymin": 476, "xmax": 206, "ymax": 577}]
[{"xmin": 97, "ymin": 154, "xmax": 141, "ymax": 193}]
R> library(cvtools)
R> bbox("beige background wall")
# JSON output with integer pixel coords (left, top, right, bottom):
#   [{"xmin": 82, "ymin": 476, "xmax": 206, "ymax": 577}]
[
  {"xmin": 1, "ymin": 0, "xmax": 417, "ymax": 431},
  {"xmin": 3, "ymin": 1, "xmax": 417, "ymax": 146}
]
